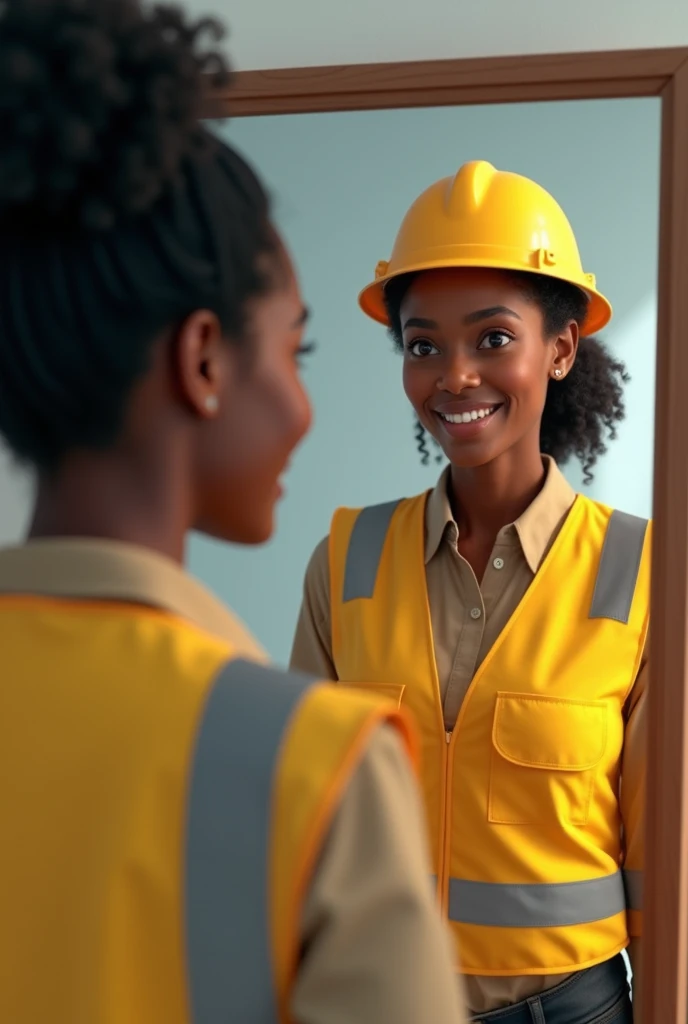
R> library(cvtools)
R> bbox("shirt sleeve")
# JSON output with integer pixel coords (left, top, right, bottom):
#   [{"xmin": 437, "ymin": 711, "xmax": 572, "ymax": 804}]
[
  {"xmin": 620, "ymin": 630, "xmax": 648, "ymax": 1018},
  {"xmin": 291, "ymin": 723, "xmax": 467, "ymax": 1024},
  {"xmin": 290, "ymin": 536, "xmax": 338, "ymax": 680}
]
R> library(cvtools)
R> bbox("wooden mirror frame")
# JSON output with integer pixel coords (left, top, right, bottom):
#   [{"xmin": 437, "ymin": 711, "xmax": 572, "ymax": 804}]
[{"xmin": 203, "ymin": 48, "xmax": 688, "ymax": 1022}]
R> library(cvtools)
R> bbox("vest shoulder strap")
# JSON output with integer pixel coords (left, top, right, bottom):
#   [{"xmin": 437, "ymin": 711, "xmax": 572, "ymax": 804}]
[
  {"xmin": 184, "ymin": 658, "xmax": 315, "ymax": 1024},
  {"xmin": 588, "ymin": 506, "xmax": 649, "ymax": 623},
  {"xmin": 339, "ymin": 493, "xmax": 650, "ymax": 625},
  {"xmin": 342, "ymin": 499, "xmax": 404, "ymax": 601}
]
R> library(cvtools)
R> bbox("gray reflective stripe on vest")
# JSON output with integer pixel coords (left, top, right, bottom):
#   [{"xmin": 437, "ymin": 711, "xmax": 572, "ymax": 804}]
[
  {"xmin": 623, "ymin": 869, "xmax": 643, "ymax": 911},
  {"xmin": 342, "ymin": 500, "xmax": 403, "ymax": 602},
  {"xmin": 185, "ymin": 658, "xmax": 315, "ymax": 1024},
  {"xmin": 447, "ymin": 871, "xmax": 626, "ymax": 928},
  {"xmin": 343, "ymin": 500, "xmax": 648, "ymax": 619},
  {"xmin": 589, "ymin": 510, "xmax": 648, "ymax": 623}
]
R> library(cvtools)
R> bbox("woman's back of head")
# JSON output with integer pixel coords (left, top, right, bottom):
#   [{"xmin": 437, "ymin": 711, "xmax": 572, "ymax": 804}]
[{"xmin": 0, "ymin": 0, "xmax": 312, "ymax": 552}]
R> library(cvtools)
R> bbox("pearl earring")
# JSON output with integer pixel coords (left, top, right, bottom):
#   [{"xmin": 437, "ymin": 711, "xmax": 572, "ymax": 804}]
[
  {"xmin": 204, "ymin": 395, "xmax": 219, "ymax": 414},
  {"xmin": 553, "ymin": 369, "xmax": 563, "ymax": 378}
]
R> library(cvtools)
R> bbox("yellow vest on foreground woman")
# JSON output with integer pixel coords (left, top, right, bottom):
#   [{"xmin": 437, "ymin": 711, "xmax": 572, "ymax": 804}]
[
  {"xmin": 0, "ymin": 540, "xmax": 465, "ymax": 1024},
  {"xmin": 329, "ymin": 491, "xmax": 649, "ymax": 975}
]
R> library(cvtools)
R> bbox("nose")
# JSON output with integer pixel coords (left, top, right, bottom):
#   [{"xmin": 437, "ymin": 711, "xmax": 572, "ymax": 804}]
[{"xmin": 437, "ymin": 352, "xmax": 481, "ymax": 394}]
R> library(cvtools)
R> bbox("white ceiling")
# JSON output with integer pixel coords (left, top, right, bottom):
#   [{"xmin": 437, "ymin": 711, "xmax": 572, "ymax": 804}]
[{"xmin": 184, "ymin": 0, "xmax": 688, "ymax": 70}]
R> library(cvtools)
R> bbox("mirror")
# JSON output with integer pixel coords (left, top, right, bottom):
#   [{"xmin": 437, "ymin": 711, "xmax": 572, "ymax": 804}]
[{"xmin": 189, "ymin": 94, "xmax": 661, "ymax": 1019}]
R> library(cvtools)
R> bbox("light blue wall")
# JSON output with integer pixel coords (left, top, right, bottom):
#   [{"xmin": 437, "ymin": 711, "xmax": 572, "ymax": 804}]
[{"xmin": 190, "ymin": 99, "xmax": 661, "ymax": 664}]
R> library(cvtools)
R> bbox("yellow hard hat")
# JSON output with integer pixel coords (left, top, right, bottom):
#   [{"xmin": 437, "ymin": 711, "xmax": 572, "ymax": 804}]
[{"xmin": 359, "ymin": 160, "xmax": 612, "ymax": 336}]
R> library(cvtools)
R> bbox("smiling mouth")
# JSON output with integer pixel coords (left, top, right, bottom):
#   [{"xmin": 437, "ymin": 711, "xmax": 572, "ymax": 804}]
[{"xmin": 436, "ymin": 403, "xmax": 502, "ymax": 425}]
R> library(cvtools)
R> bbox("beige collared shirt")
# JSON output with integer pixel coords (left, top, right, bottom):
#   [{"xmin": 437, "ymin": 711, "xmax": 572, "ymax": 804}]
[
  {"xmin": 291, "ymin": 456, "xmax": 646, "ymax": 1017},
  {"xmin": 0, "ymin": 538, "xmax": 466, "ymax": 1024}
]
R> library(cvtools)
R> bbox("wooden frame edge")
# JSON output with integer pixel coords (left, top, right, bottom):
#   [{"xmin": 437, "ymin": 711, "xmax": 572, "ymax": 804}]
[
  {"xmin": 202, "ymin": 47, "xmax": 688, "ymax": 117},
  {"xmin": 644, "ymin": 51, "xmax": 688, "ymax": 1024},
  {"xmin": 204, "ymin": 44, "xmax": 688, "ymax": 1022}
]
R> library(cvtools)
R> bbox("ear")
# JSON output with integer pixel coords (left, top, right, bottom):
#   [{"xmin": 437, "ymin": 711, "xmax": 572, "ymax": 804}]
[
  {"xmin": 550, "ymin": 320, "xmax": 580, "ymax": 381},
  {"xmin": 172, "ymin": 309, "xmax": 231, "ymax": 419}
]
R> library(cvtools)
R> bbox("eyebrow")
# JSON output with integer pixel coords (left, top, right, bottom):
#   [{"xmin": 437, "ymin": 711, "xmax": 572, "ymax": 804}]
[
  {"xmin": 402, "ymin": 306, "xmax": 522, "ymax": 332},
  {"xmin": 402, "ymin": 316, "xmax": 439, "ymax": 331},
  {"xmin": 464, "ymin": 305, "xmax": 523, "ymax": 325},
  {"xmin": 293, "ymin": 306, "xmax": 311, "ymax": 329}
]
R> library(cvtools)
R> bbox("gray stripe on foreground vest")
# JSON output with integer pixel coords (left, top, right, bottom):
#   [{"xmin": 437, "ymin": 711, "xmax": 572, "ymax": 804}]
[
  {"xmin": 186, "ymin": 658, "xmax": 315, "ymax": 1024},
  {"xmin": 589, "ymin": 510, "xmax": 648, "ymax": 624},
  {"xmin": 343, "ymin": 500, "xmax": 403, "ymax": 602},
  {"xmin": 448, "ymin": 871, "xmax": 626, "ymax": 928},
  {"xmin": 623, "ymin": 869, "xmax": 643, "ymax": 912}
]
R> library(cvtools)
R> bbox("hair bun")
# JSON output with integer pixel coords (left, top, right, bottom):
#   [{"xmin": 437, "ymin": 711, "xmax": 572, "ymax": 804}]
[{"xmin": 0, "ymin": 0, "xmax": 230, "ymax": 229}]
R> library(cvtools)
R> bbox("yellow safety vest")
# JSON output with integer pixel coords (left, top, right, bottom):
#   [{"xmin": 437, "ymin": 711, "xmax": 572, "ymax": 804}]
[
  {"xmin": 329, "ymin": 492, "xmax": 650, "ymax": 975},
  {"xmin": 0, "ymin": 595, "xmax": 415, "ymax": 1023}
]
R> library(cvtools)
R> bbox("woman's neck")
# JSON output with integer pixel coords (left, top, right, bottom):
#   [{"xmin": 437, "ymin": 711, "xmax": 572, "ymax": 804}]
[
  {"xmin": 29, "ymin": 454, "xmax": 190, "ymax": 564},
  {"xmin": 449, "ymin": 445, "xmax": 546, "ymax": 543}
]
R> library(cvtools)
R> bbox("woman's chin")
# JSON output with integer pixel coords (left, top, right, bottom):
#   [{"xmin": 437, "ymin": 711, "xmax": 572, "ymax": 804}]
[{"xmin": 195, "ymin": 504, "xmax": 276, "ymax": 547}]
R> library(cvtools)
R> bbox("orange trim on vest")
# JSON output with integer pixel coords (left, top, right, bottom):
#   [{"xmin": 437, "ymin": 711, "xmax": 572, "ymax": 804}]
[{"xmin": 270, "ymin": 683, "xmax": 417, "ymax": 1022}]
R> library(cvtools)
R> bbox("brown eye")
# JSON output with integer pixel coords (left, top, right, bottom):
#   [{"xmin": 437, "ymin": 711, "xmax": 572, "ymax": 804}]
[
  {"xmin": 407, "ymin": 339, "xmax": 439, "ymax": 357},
  {"xmin": 477, "ymin": 330, "xmax": 513, "ymax": 350}
]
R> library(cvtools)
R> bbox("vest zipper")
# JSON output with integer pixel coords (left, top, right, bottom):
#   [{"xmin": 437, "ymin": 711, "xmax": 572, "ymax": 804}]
[{"xmin": 438, "ymin": 730, "xmax": 454, "ymax": 918}]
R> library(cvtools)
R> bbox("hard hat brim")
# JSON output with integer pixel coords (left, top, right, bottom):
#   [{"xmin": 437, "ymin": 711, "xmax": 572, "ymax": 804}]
[{"xmin": 359, "ymin": 261, "xmax": 613, "ymax": 337}]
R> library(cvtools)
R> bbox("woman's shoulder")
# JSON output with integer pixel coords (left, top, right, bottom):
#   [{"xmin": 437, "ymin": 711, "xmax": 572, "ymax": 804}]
[
  {"xmin": 573, "ymin": 496, "xmax": 652, "ymax": 583},
  {"xmin": 576, "ymin": 492, "xmax": 651, "ymax": 526},
  {"xmin": 302, "ymin": 492, "xmax": 418, "ymax": 597},
  {"xmin": 302, "ymin": 534, "xmax": 331, "ymax": 597}
]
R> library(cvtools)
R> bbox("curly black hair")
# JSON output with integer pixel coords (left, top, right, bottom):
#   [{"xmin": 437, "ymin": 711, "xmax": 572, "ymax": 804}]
[
  {"xmin": 0, "ymin": 0, "xmax": 226, "ymax": 230},
  {"xmin": 0, "ymin": 0, "xmax": 280, "ymax": 471},
  {"xmin": 384, "ymin": 271, "xmax": 629, "ymax": 484}
]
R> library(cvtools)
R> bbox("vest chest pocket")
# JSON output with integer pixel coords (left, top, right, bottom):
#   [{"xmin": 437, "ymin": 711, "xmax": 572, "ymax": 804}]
[
  {"xmin": 338, "ymin": 681, "xmax": 406, "ymax": 709},
  {"xmin": 488, "ymin": 693, "xmax": 608, "ymax": 827}
]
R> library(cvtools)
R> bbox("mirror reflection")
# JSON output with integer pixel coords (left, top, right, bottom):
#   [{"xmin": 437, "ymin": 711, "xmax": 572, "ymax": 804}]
[{"xmin": 195, "ymin": 96, "xmax": 660, "ymax": 1021}]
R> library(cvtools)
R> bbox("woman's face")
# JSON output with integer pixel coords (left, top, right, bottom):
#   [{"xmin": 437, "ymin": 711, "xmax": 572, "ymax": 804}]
[
  {"xmin": 192, "ymin": 251, "xmax": 313, "ymax": 545},
  {"xmin": 400, "ymin": 267, "xmax": 576, "ymax": 470}
]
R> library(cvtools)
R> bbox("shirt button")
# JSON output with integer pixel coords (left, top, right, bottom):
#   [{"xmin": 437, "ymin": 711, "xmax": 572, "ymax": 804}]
[
  {"xmin": 493, "ymin": 557, "xmax": 505, "ymax": 570},
  {"xmin": 470, "ymin": 607, "xmax": 482, "ymax": 620}
]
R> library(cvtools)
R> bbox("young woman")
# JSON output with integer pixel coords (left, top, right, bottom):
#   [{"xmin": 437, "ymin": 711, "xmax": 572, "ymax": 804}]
[
  {"xmin": 292, "ymin": 161, "xmax": 648, "ymax": 1024},
  {"xmin": 0, "ymin": 4, "xmax": 467, "ymax": 1023}
]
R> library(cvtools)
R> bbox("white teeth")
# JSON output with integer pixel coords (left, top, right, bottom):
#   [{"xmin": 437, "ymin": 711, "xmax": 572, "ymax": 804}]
[{"xmin": 440, "ymin": 406, "xmax": 496, "ymax": 424}]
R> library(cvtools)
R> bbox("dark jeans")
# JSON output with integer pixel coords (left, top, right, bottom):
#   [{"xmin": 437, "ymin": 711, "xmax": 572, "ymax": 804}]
[{"xmin": 470, "ymin": 955, "xmax": 632, "ymax": 1024}]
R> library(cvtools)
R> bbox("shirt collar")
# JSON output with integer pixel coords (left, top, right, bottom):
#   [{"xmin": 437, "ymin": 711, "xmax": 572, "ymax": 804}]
[
  {"xmin": 424, "ymin": 455, "xmax": 577, "ymax": 573},
  {"xmin": 0, "ymin": 537, "xmax": 267, "ymax": 662}
]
